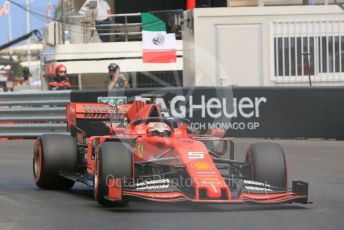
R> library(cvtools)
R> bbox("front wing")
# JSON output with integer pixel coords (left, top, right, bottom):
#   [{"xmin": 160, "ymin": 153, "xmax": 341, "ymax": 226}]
[{"xmin": 106, "ymin": 180, "xmax": 309, "ymax": 205}]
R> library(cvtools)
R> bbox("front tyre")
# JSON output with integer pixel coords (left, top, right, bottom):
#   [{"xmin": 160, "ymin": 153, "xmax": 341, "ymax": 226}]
[
  {"xmin": 245, "ymin": 142, "xmax": 287, "ymax": 190},
  {"xmin": 94, "ymin": 142, "xmax": 132, "ymax": 207}
]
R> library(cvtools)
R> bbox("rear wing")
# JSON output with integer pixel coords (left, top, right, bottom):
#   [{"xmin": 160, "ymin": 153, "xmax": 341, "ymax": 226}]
[
  {"xmin": 67, "ymin": 103, "xmax": 110, "ymax": 125},
  {"xmin": 66, "ymin": 102, "xmax": 130, "ymax": 137},
  {"xmin": 66, "ymin": 98, "xmax": 169, "ymax": 137}
]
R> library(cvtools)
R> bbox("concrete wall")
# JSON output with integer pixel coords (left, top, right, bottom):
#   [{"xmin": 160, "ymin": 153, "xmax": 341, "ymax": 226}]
[
  {"xmin": 183, "ymin": 5, "xmax": 344, "ymax": 86},
  {"xmin": 263, "ymin": 0, "xmax": 344, "ymax": 5},
  {"xmin": 46, "ymin": 41, "xmax": 183, "ymax": 89},
  {"xmin": 51, "ymin": 41, "xmax": 183, "ymax": 75}
]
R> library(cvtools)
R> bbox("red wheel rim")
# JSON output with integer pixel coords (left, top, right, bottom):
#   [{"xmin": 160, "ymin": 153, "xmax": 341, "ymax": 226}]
[
  {"xmin": 94, "ymin": 157, "xmax": 100, "ymax": 199},
  {"xmin": 33, "ymin": 140, "xmax": 42, "ymax": 182}
]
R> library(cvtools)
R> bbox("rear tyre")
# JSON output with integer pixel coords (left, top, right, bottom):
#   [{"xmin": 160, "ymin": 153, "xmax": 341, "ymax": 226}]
[
  {"xmin": 33, "ymin": 134, "xmax": 77, "ymax": 189},
  {"xmin": 94, "ymin": 142, "xmax": 132, "ymax": 207},
  {"xmin": 245, "ymin": 142, "xmax": 287, "ymax": 190}
]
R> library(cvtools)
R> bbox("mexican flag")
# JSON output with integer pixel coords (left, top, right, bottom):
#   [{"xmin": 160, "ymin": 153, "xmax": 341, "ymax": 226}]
[{"xmin": 141, "ymin": 13, "xmax": 176, "ymax": 63}]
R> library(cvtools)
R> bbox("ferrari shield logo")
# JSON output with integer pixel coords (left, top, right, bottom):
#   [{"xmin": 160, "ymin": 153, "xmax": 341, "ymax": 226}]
[{"xmin": 137, "ymin": 143, "xmax": 144, "ymax": 158}]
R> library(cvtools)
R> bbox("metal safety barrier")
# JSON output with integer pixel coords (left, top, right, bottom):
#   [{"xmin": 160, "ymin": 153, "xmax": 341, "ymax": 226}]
[{"xmin": 0, "ymin": 91, "xmax": 70, "ymax": 138}]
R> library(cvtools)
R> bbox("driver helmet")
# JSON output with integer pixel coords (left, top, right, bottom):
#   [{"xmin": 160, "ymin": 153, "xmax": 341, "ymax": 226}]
[{"xmin": 147, "ymin": 122, "xmax": 172, "ymax": 137}]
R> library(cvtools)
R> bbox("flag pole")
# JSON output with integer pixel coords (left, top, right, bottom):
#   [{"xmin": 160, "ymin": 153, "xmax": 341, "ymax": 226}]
[
  {"xmin": 8, "ymin": 1, "xmax": 12, "ymax": 56},
  {"xmin": 26, "ymin": 0, "xmax": 31, "ymax": 72}
]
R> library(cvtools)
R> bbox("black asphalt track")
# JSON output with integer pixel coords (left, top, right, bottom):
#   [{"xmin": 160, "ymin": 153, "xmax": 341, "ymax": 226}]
[{"xmin": 0, "ymin": 139, "xmax": 343, "ymax": 230}]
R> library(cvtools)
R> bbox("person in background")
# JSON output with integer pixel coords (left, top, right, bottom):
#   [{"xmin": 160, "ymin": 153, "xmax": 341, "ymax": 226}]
[
  {"xmin": 49, "ymin": 64, "xmax": 72, "ymax": 90},
  {"xmin": 79, "ymin": 0, "xmax": 112, "ymax": 42},
  {"xmin": 107, "ymin": 63, "xmax": 129, "ymax": 90}
]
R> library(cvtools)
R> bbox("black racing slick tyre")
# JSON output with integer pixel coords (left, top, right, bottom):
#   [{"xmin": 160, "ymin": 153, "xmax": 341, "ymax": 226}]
[
  {"xmin": 94, "ymin": 142, "xmax": 132, "ymax": 207},
  {"xmin": 33, "ymin": 134, "xmax": 77, "ymax": 189},
  {"xmin": 245, "ymin": 142, "xmax": 287, "ymax": 190}
]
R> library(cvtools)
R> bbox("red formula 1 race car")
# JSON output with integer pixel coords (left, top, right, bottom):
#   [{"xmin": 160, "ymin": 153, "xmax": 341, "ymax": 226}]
[{"xmin": 33, "ymin": 95, "xmax": 309, "ymax": 206}]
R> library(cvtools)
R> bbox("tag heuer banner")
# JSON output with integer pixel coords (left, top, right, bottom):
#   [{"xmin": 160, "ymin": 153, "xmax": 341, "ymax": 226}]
[{"xmin": 71, "ymin": 87, "xmax": 344, "ymax": 140}]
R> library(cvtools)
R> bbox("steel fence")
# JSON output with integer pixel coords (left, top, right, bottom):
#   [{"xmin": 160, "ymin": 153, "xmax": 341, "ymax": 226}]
[{"xmin": 0, "ymin": 91, "xmax": 70, "ymax": 138}]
